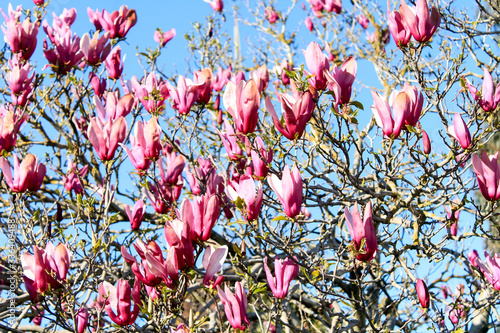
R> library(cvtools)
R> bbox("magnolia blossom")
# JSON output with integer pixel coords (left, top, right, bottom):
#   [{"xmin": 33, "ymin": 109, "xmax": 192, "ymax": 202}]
[
  {"xmin": 166, "ymin": 75, "xmax": 203, "ymax": 115},
  {"xmin": 80, "ymin": 32, "xmax": 111, "ymax": 66},
  {"xmin": 324, "ymin": 56, "xmax": 357, "ymax": 107},
  {"xmin": 0, "ymin": 154, "xmax": 46, "ymax": 192},
  {"xmin": 126, "ymin": 200, "xmax": 145, "ymax": 231},
  {"xmin": 87, "ymin": 6, "xmax": 137, "ymax": 39},
  {"xmin": 1, "ymin": 5, "xmax": 39, "ymax": 60},
  {"xmin": 7, "ymin": 55, "xmax": 34, "ymax": 106},
  {"xmin": 467, "ymin": 67, "xmax": 500, "ymax": 112},
  {"xmin": 217, "ymin": 282, "xmax": 249, "ymax": 331},
  {"xmin": 205, "ymin": 0, "xmax": 224, "ymax": 12},
  {"xmin": 265, "ymin": 91, "xmax": 315, "ymax": 140},
  {"xmin": 63, "ymin": 159, "xmax": 88, "ymax": 194},
  {"xmin": 21, "ymin": 242, "xmax": 71, "ymax": 301},
  {"xmin": 448, "ymin": 113, "xmax": 471, "ymax": 149},
  {"xmin": 0, "ymin": 106, "xmax": 24, "ymax": 153},
  {"xmin": 42, "ymin": 15, "xmax": 83, "ymax": 75},
  {"xmin": 303, "ymin": 41, "xmax": 330, "ymax": 90},
  {"xmin": 154, "ymin": 28, "xmax": 176, "ymax": 47},
  {"xmin": 131, "ymin": 72, "xmax": 169, "ymax": 113},
  {"xmin": 268, "ymin": 165, "xmax": 303, "ymax": 218},
  {"xmin": 400, "ymin": 0, "xmax": 441, "ymax": 43},
  {"xmin": 223, "ymin": 80, "xmax": 261, "ymax": 134},
  {"xmin": 264, "ymin": 257, "xmax": 299, "ymax": 299},
  {"xmin": 105, "ymin": 45, "xmax": 124, "ymax": 80},
  {"xmin": 178, "ymin": 194, "xmax": 220, "ymax": 242},
  {"xmin": 202, "ymin": 245, "xmax": 228, "ymax": 288},
  {"xmin": 472, "ymin": 151, "xmax": 500, "ymax": 201},
  {"xmin": 344, "ymin": 201, "xmax": 377, "ymax": 262},
  {"xmin": 416, "ymin": 279, "xmax": 430, "ymax": 308},
  {"xmin": 371, "ymin": 89, "xmax": 411, "ymax": 139},
  {"xmin": 226, "ymin": 175, "xmax": 263, "ymax": 221},
  {"xmin": 98, "ymin": 279, "xmax": 141, "ymax": 326},
  {"xmin": 387, "ymin": 1, "xmax": 411, "ymax": 47}
]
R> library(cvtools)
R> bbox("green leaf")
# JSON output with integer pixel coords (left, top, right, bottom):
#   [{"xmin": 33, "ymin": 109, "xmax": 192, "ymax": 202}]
[
  {"xmin": 271, "ymin": 215, "xmax": 288, "ymax": 222},
  {"xmin": 350, "ymin": 101, "xmax": 364, "ymax": 110}
]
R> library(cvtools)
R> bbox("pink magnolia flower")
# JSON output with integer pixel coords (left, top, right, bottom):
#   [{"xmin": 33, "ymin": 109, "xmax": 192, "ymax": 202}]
[
  {"xmin": 250, "ymin": 65, "xmax": 269, "ymax": 94},
  {"xmin": 80, "ymin": 32, "xmax": 111, "ymax": 66},
  {"xmin": 123, "ymin": 118, "xmax": 162, "ymax": 172},
  {"xmin": 217, "ymin": 119, "xmax": 245, "ymax": 161},
  {"xmin": 277, "ymin": 58, "xmax": 293, "ymax": 86},
  {"xmin": 268, "ymin": 165, "xmax": 303, "ymax": 218},
  {"xmin": 33, "ymin": 0, "xmax": 45, "ymax": 6},
  {"xmin": 324, "ymin": 56, "xmax": 357, "ymax": 107},
  {"xmin": 160, "ymin": 151, "xmax": 186, "ymax": 185},
  {"xmin": 448, "ymin": 113, "xmax": 471, "ymax": 149},
  {"xmin": 233, "ymin": 71, "xmax": 246, "ymax": 84},
  {"xmin": 303, "ymin": 41, "xmax": 330, "ymax": 90},
  {"xmin": 387, "ymin": 1, "xmax": 411, "ymax": 47},
  {"xmin": 185, "ymin": 157, "xmax": 220, "ymax": 195},
  {"xmin": 0, "ymin": 106, "xmax": 24, "ymax": 153},
  {"xmin": 308, "ymin": 0, "xmax": 324, "ymax": 12},
  {"xmin": 204, "ymin": 0, "xmax": 224, "ymax": 12},
  {"xmin": 121, "ymin": 241, "xmax": 170, "ymax": 287},
  {"xmin": 89, "ymin": 72, "xmax": 107, "ymax": 98},
  {"xmin": 42, "ymin": 20, "xmax": 83, "ymax": 75},
  {"xmin": 223, "ymin": 80, "xmax": 261, "ymax": 134},
  {"xmin": 467, "ymin": 68, "xmax": 500, "ymax": 112},
  {"xmin": 126, "ymin": 199, "xmax": 145, "ymax": 231},
  {"xmin": 468, "ymin": 250, "xmax": 479, "ymax": 268},
  {"xmin": 212, "ymin": 66, "xmax": 232, "ymax": 92},
  {"xmin": 226, "ymin": 174, "xmax": 263, "ymax": 221},
  {"xmin": 94, "ymin": 92, "xmax": 134, "ymax": 123},
  {"xmin": 422, "ymin": 130, "xmax": 431, "ymax": 154},
  {"xmin": 178, "ymin": 194, "xmax": 220, "ymax": 242},
  {"xmin": 472, "ymin": 151, "xmax": 500, "ymax": 201},
  {"xmin": 154, "ymin": 28, "xmax": 176, "ymax": 47},
  {"xmin": 193, "ymin": 68, "xmax": 213, "ymax": 104},
  {"xmin": 202, "ymin": 245, "xmax": 228, "ymax": 288},
  {"xmin": 131, "ymin": 72, "xmax": 169, "ymax": 113},
  {"xmin": 1, "ymin": 5, "xmax": 39, "ymax": 60},
  {"xmin": 416, "ymin": 279, "xmax": 430, "ymax": 308},
  {"xmin": 400, "ymin": 83, "xmax": 423, "ymax": 127},
  {"xmin": 473, "ymin": 251, "xmax": 500, "ymax": 290},
  {"xmin": 21, "ymin": 242, "xmax": 71, "ymax": 301},
  {"xmin": 344, "ymin": 201, "xmax": 377, "ymax": 262},
  {"xmin": 76, "ymin": 307, "xmax": 89, "ymax": 333},
  {"xmin": 400, "ymin": 0, "xmax": 441, "ymax": 43},
  {"xmin": 98, "ymin": 279, "xmax": 141, "ymax": 326},
  {"xmin": 88, "ymin": 6, "xmax": 137, "ymax": 39},
  {"xmin": 265, "ymin": 7, "xmax": 279, "ymax": 24},
  {"xmin": 164, "ymin": 219, "xmax": 195, "ymax": 271},
  {"xmin": 251, "ymin": 137, "xmax": 273, "ymax": 179},
  {"xmin": 0, "ymin": 154, "xmax": 46, "ymax": 192},
  {"xmin": 63, "ymin": 159, "xmax": 88, "ymax": 194},
  {"xmin": 6, "ymin": 55, "xmax": 33, "ymax": 107},
  {"xmin": 325, "ymin": 0, "xmax": 342, "ymax": 13},
  {"xmin": 371, "ymin": 89, "xmax": 411, "ymax": 139},
  {"xmin": 264, "ymin": 257, "xmax": 299, "ymax": 299},
  {"xmin": 265, "ymin": 91, "xmax": 315, "ymax": 140},
  {"xmin": 357, "ymin": 15, "xmax": 369, "ymax": 29},
  {"xmin": 104, "ymin": 45, "xmax": 124, "ymax": 80},
  {"xmin": 305, "ymin": 17, "xmax": 314, "ymax": 32},
  {"xmin": 87, "ymin": 116, "xmax": 127, "ymax": 161},
  {"xmin": 217, "ymin": 282, "xmax": 249, "ymax": 331},
  {"xmin": 167, "ymin": 75, "xmax": 204, "ymax": 115},
  {"xmin": 448, "ymin": 303, "xmax": 467, "ymax": 324}
]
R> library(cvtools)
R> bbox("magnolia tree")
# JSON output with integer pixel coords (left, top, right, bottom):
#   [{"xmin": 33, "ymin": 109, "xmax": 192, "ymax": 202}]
[{"xmin": 1, "ymin": 0, "xmax": 500, "ymax": 332}]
